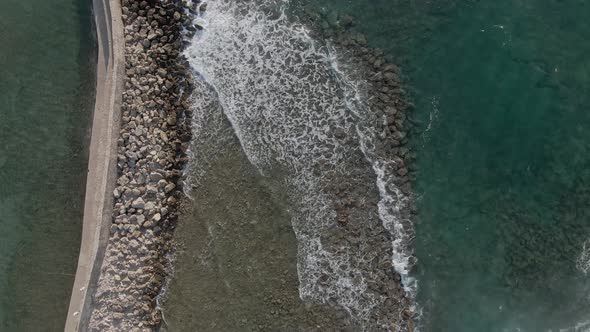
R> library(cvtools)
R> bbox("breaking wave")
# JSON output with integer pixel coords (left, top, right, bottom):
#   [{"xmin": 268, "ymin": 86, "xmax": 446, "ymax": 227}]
[{"xmin": 577, "ymin": 239, "xmax": 590, "ymax": 276}]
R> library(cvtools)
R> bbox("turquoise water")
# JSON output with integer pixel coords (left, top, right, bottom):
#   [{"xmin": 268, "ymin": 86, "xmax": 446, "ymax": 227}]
[
  {"xmin": 301, "ymin": 0, "xmax": 590, "ymax": 330},
  {"xmin": 0, "ymin": 0, "xmax": 95, "ymax": 330}
]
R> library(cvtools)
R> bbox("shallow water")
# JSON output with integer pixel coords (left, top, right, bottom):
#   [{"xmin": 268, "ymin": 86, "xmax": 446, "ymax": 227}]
[
  {"xmin": 301, "ymin": 0, "xmax": 590, "ymax": 330},
  {"xmin": 0, "ymin": 0, "xmax": 95, "ymax": 330}
]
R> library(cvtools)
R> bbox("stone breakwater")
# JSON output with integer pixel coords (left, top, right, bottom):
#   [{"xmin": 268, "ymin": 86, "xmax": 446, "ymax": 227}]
[
  {"xmin": 326, "ymin": 34, "xmax": 419, "ymax": 332},
  {"xmin": 300, "ymin": 6, "xmax": 419, "ymax": 330},
  {"xmin": 87, "ymin": 0, "xmax": 196, "ymax": 330}
]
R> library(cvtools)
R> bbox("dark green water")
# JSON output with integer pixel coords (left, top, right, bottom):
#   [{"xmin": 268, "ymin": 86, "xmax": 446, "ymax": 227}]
[
  {"xmin": 303, "ymin": 0, "xmax": 590, "ymax": 330},
  {"xmin": 0, "ymin": 0, "xmax": 95, "ymax": 330}
]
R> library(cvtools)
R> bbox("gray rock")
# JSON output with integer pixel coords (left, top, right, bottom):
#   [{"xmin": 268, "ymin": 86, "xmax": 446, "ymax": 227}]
[
  {"xmin": 397, "ymin": 167, "xmax": 408, "ymax": 176},
  {"xmin": 157, "ymin": 68, "xmax": 167, "ymax": 77},
  {"xmin": 373, "ymin": 58, "xmax": 384, "ymax": 69},
  {"xmin": 160, "ymin": 207, "xmax": 168, "ymax": 216},
  {"xmin": 150, "ymin": 172, "xmax": 164, "ymax": 182},
  {"xmin": 129, "ymin": 240, "xmax": 140, "ymax": 249},
  {"xmin": 143, "ymin": 219, "xmax": 155, "ymax": 228},
  {"xmin": 146, "ymin": 185, "xmax": 158, "ymax": 195},
  {"xmin": 340, "ymin": 14, "xmax": 354, "ymax": 28},
  {"xmin": 383, "ymin": 63, "xmax": 398, "ymax": 72},
  {"xmin": 117, "ymin": 175, "xmax": 130, "ymax": 186},
  {"xmin": 144, "ymin": 201, "xmax": 156, "ymax": 212},
  {"xmin": 164, "ymin": 183, "xmax": 175, "ymax": 193},
  {"xmin": 384, "ymin": 72, "xmax": 396, "ymax": 81},
  {"xmin": 393, "ymin": 131, "xmax": 406, "ymax": 141},
  {"xmin": 136, "ymin": 214, "xmax": 145, "ymax": 225},
  {"xmin": 385, "ymin": 106, "xmax": 398, "ymax": 117},
  {"xmin": 131, "ymin": 197, "xmax": 145, "ymax": 209},
  {"xmin": 129, "ymin": 214, "xmax": 145, "ymax": 226},
  {"xmin": 136, "ymin": 174, "xmax": 146, "ymax": 185},
  {"xmin": 134, "ymin": 127, "xmax": 144, "ymax": 137},
  {"xmin": 166, "ymin": 115, "xmax": 177, "ymax": 126}
]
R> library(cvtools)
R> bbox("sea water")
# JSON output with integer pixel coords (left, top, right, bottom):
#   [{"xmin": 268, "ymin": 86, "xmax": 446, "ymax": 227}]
[{"xmin": 0, "ymin": 0, "xmax": 95, "ymax": 330}]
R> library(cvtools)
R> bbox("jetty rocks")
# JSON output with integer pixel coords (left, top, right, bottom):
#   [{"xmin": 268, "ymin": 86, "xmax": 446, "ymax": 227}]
[
  {"xmin": 299, "ymin": 6, "xmax": 419, "ymax": 331},
  {"xmin": 88, "ymin": 0, "xmax": 196, "ymax": 331}
]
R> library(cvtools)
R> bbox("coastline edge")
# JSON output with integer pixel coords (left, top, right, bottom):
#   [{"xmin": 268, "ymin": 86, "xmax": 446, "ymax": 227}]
[{"xmin": 64, "ymin": 0, "xmax": 124, "ymax": 331}]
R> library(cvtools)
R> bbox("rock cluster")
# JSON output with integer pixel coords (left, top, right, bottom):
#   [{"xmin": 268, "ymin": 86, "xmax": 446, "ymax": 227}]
[
  {"xmin": 300, "ymin": 6, "xmax": 418, "ymax": 332},
  {"xmin": 88, "ymin": 0, "xmax": 197, "ymax": 331}
]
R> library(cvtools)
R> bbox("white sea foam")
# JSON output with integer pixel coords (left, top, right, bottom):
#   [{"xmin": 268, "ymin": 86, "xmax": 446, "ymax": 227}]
[
  {"xmin": 577, "ymin": 239, "xmax": 590, "ymax": 276},
  {"xmin": 558, "ymin": 319, "xmax": 590, "ymax": 332},
  {"xmin": 184, "ymin": 0, "xmax": 416, "ymax": 328},
  {"xmin": 325, "ymin": 50, "xmax": 417, "ymax": 295}
]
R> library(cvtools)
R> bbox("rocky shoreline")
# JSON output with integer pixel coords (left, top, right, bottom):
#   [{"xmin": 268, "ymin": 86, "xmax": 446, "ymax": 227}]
[{"xmin": 88, "ymin": 0, "xmax": 197, "ymax": 330}]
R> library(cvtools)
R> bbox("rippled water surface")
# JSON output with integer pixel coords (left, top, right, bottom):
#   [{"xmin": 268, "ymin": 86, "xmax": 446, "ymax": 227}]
[{"xmin": 0, "ymin": 0, "xmax": 95, "ymax": 330}]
